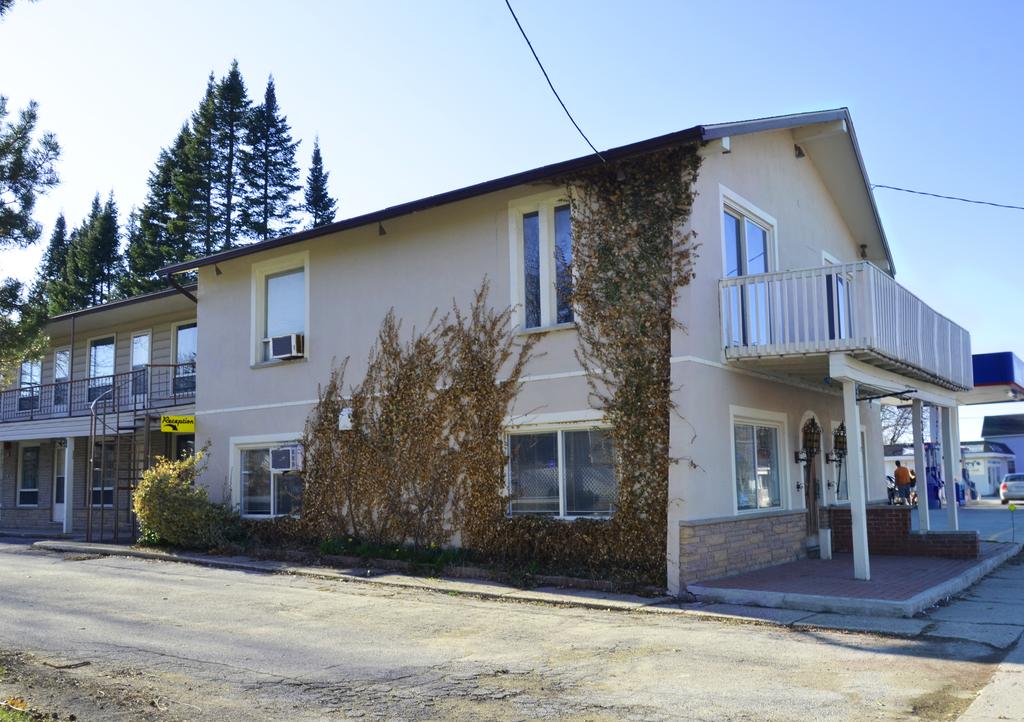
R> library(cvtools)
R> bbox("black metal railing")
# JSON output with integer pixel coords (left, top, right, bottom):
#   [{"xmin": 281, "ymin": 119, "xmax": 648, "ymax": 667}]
[{"xmin": 0, "ymin": 362, "xmax": 196, "ymax": 423}]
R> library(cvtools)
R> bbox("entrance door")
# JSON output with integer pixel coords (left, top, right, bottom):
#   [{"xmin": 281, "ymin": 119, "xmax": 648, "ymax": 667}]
[{"xmin": 52, "ymin": 444, "xmax": 66, "ymax": 523}]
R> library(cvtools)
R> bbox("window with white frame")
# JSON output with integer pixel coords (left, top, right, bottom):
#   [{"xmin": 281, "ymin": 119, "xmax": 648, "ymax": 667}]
[
  {"xmin": 18, "ymin": 359, "xmax": 41, "ymax": 411},
  {"xmin": 511, "ymin": 195, "xmax": 574, "ymax": 330},
  {"xmin": 53, "ymin": 348, "xmax": 70, "ymax": 407},
  {"xmin": 239, "ymin": 444, "xmax": 303, "ymax": 517},
  {"xmin": 17, "ymin": 444, "xmax": 40, "ymax": 506},
  {"xmin": 507, "ymin": 427, "xmax": 616, "ymax": 517},
  {"xmin": 722, "ymin": 194, "xmax": 774, "ymax": 347},
  {"xmin": 91, "ymin": 442, "xmax": 114, "ymax": 507},
  {"xmin": 733, "ymin": 418, "xmax": 783, "ymax": 511},
  {"xmin": 252, "ymin": 253, "xmax": 308, "ymax": 363}
]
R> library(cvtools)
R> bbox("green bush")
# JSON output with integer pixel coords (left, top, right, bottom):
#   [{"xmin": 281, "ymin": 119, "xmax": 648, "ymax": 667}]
[{"xmin": 133, "ymin": 453, "xmax": 237, "ymax": 549}]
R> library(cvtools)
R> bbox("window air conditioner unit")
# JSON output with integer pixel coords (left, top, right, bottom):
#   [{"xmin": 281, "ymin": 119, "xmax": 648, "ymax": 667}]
[
  {"xmin": 270, "ymin": 445, "xmax": 302, "ymax": 473},
  {"xmin": 270, "ymin": 333, "xmax": 304, "ymax": 360}
]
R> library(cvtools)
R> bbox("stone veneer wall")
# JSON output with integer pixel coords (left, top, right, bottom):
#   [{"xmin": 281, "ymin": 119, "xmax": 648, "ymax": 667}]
[
  {"xmin": 827, "ymin": 504, "xmax": 979, "ymax": 559},
  {"xmin": 679, "ymin": 510, "xmax": 807, "ymax": 586}
]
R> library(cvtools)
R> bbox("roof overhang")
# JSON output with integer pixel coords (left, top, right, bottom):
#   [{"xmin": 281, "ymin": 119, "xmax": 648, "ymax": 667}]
[
  {"xmin": 45, "ymin": 285, "xmax": 197, "ymax": 339},
  {"xmin": 160, "ymin": 108, "xmax": 894, "ymax": 278},
  {"xmin": 959, "ymin": 352, "xmax": 1024, "ymax": 405}
]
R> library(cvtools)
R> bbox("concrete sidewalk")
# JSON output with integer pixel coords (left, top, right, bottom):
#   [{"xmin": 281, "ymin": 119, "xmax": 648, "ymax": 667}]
[{"xmin": 27, "ymin": 539, "xmax": 1024, "ymax": 651}]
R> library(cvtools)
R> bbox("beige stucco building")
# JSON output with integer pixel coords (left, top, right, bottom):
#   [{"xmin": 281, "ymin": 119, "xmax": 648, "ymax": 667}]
[{"xmin": 2, "ymin": 109, "xmax": 974, "ymax": 595}]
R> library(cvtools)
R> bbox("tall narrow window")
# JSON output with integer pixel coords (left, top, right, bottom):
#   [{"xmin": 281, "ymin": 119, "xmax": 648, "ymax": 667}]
[
  {"xmin": 513, "ymin": 196, "xmax": 574, "ymax": 330},
  {"xmin": 554, "ymin": 204, "xmax": 573, "ymax": 324},
  {"xmin": 88, "ymin": 337, "xmax": 115, "ymax": 402},
  {"xmin": 53, "ymin": 348, "xmax": 70, "ymax": 408},
  {"xmin": 175, "ymin": 323, "xmax": 197, "ymax": 395},
  {"xmin": 18, "ymin": 359, "xmax": 41, "ymax": 412},
  {"xmin": 18, "ymin": 445, "xmax": 40, "ymax": 506},
  {"xmin": 131, "ymin": 332, "xmax": 150, "ymax": 400},
  {"xmin": 263, "ymin": 268, "xmax": 305, "ymax": 360},
  {"xmin": 522, "ymin": 212, "xmax": 541, "ymax": 329},
  {"xmin": 722, "ymin": 205, "xmax": 773, "ymax": 346},
  {"xmin": 734, "ymin": 421, "xmax": 781, "ymax": 511}
]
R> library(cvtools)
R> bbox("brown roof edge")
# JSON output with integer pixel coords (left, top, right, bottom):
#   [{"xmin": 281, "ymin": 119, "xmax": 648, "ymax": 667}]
[
  {"xmin": 160, "ymin": 107, "xmax": 887, "ymax": 276},
  {"xmin": 47, "ymin": 283, "xmax": 198, "ymax": 322}
]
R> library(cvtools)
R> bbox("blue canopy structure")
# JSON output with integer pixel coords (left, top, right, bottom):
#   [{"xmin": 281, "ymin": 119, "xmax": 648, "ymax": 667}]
[{"xmin": 959, "ymin": 352, "xmax": 1024, "ymax": 405}]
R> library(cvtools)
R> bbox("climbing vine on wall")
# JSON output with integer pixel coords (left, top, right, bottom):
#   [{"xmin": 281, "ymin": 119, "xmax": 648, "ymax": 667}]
[{"xmin": 565, "ymin": 144, "xmax": 703, "ymax": 582}]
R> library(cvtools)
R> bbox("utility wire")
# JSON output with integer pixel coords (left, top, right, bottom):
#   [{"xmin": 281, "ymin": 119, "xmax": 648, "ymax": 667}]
[
  {"xmin": 503, "ymin": 0, "xmax": 605, "ymax": 162},
  {"xmin": 872, "ymin": 184, "xmax": 1024, "ymax": 211}
]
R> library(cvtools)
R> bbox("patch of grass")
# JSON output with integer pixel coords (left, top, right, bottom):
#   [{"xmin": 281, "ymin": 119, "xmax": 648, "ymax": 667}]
[{"xmin": 0, "ymin": 702, "xmax": 34, "ymax": 722}]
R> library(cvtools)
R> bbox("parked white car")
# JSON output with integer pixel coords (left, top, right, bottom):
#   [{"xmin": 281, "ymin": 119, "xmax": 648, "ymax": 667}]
[{"xmin": 999, "ymin": 473, "xmax": 1024, "ymax": 504}]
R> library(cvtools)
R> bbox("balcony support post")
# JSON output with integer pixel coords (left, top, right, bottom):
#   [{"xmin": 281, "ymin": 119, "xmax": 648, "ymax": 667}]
[
  {"xmin": 912, "ymin": 399, "xmax": 929, "ymax": 532},
  {"xmin": 842, "ymin": 378, "xmax": 870, "ymax": 581},
  {"xmin": 63, "ymin": 437, "xmax": 75, "ymax": 534},
  {"xmin": 942, "ymin": 405, "xmax": 961, "ymax": 530}
]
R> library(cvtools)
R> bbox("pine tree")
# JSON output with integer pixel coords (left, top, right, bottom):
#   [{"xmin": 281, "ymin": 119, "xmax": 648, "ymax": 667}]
[
  {"xmin": 27, "ymin": 213, "xmax": 70, "ymax": 313},
  {"xmin": 304, "ymin": 137, "xmax": 337, "ymax": 228},
  {"xmin": 124, "ymin": 128, "xmax": 195, "ymax": 295},
  {"xmin": 213, "ymin": 60, "xmax": 251, "ymax": 249},
  {"xmin": 241, "ymin": 77, "xmax": 301, "ymax": 240},
  {"xmin": 61, "ymin": 194, "xmax": 121, "ymax": 307},
  {"xmin": 0, "ymin": 96, "xmax": 60, "ymax": 247},
  {"xmin": 172, "ymin": 78, "xmax": 218, "ymax": 256}
]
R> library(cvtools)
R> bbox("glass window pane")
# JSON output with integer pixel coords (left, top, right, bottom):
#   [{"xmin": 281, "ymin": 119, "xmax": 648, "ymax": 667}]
[
  {"xmin": 265, "ymin": 269, "xmax": 305, "ymax": 339},
  {"xmin": 176, "ymin": 323, "xmax": 197, "ymax": 365},
  {"xmin": 89, "ymin": 337, "xmax": 115, "ymax": 378},
  {"xmin": 745, "ymin": 219, "xmax": 768, "ymax": 274},
  {"xmin": 509, "ymin": 432, "xmax": 558, "ymax": 515},
  {"xmin": 522, "ymin": 212, "xmax": 541, "ymax": 328},
  {"xmin": 554, "ymin": 205, "xmax": 573, "ymax": 324},
  {"xmin": 564, "ymin": 429, "xmax": 616, "ymax": 516},
  {"xmin": 241, "ymin": 448, "xmax": 272, "ymax": 515},
  {"xmin": 734, "ymin": 424, "xmax": 757, "ymax": 510},
  {"xmin": 20, "ymin": 360, "xmax": 40, "ymax": 387},
  {"xmin": 132, "ymin": 334, "xmax": 150, "ymax": 368},
  {"xmin": 20, "ymin": 447, "xmax": 39, "ymax": 490},
  {"xmin": 275, "ymin": 470, "xmax": 303, "ymax": 516},
  {"xmin": 54, "ymin": 349, "xmax": 69, "ymax": 381},
  {"xmin": 723, "ymin": 211, "xmax": 741, "ymax": 277},
  {"xmin": 755, "ymin": 426, "xmax": 781, "ymax": 508}
]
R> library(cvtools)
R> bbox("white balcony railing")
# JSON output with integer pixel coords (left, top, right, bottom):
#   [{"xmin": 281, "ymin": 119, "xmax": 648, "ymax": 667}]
[{"xmin": 719, "ymin": 261, "xmax": 972, "ymax": 390}]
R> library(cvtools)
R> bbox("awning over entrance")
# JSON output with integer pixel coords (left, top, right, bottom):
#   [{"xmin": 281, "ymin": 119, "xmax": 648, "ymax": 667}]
[{"xmin": 959, "ymin": 352, "xmax": 1024, "ymax": 405}]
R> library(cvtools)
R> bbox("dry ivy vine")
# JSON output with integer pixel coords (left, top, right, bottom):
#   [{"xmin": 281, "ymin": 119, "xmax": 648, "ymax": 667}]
[{"xmin": 299, "ymin": 144, "xmax": 702, "ymax": 587}]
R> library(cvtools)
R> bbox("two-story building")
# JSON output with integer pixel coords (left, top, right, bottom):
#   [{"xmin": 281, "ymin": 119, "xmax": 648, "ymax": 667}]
[
  {"xmin": 3, "ymin": 108, "xmax": 973, "ymax": 595},
  {"xmin": 0, "ymin": 287, "xmax": 198, "ymax": 540}
]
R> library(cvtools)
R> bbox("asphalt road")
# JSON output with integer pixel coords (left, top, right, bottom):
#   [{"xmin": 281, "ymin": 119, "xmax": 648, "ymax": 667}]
[
  {"xmin": 912, "ymin": 498, "xmax": 1022, "ymax": 543},
  {"xmin": 0, "ymin": 540, "xmax": 1007, "ymax": 721}
]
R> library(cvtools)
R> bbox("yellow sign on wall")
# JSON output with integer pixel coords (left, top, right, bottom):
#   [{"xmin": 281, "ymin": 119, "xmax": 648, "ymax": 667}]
[{"xmin": 160, "ymin": 415, "xmax": 195, "ymax": 433}]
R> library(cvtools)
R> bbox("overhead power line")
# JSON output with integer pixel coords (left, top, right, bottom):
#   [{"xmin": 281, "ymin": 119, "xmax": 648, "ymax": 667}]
[
  {"xmin": 503, "ymin": 0, "xmax": 605, "ymax": 162},
  {"xmin": 872, "ymin": 184, "xmax": 1024, "ymax": 211}
]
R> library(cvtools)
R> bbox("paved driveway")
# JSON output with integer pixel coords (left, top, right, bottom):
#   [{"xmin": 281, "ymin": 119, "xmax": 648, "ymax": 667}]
[
  {"xmin": 0, "ymin": 540, "xmax": 1012, "ymax": 721},
  {"xmin": 912, "ymin": 497, "xmax": 1023, "ymax": 542}
]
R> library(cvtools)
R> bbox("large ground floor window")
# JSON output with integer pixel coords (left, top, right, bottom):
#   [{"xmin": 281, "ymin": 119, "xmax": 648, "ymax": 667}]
[
  {"xmin": 17, "ymin": 444, "xmax": 40, "ymax": 506},
  {"xmin": 239, "ymin": 444, "xmax": 302, "ymax": 517},
  {"xmin": 733, "ymin": 419, "xmax": 783, "ymax": 511},
  {"xmin": 507, "ymin": 427, "xmax": 616, "ymax": 517}
]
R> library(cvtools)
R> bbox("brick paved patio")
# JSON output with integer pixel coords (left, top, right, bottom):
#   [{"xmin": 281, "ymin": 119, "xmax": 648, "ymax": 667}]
[{"xmin": 697, "ymin": 542, "xmax": 1006, "ymax": 601}]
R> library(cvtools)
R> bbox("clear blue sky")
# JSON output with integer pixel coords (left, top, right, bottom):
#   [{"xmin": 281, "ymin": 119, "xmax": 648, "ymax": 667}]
[{"xmin": 1, "ymin": 0, "xmax": 1022, "ymax": 436}]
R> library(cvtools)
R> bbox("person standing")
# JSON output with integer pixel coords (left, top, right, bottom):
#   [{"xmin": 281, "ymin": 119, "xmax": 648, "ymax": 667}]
[{"xmin": 893, "ymin": 460, "xmax": 914, "ymax": 503}]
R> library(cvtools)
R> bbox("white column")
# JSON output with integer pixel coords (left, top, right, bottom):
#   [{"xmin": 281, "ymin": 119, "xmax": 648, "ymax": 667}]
[
  {"xmin": 941, "ymin": 406, "xmax": 960, "ymax": 530},
  {"xmin": 843, "ymin": 379, "xmax": 870, "ymax": 580},
  {"xmin": 912, "ymin": 400, "xmax": 929, "ymax": 531},
  {"xmin": 63, "ymin": 437, "xmax": 75, "ymax": 534}
]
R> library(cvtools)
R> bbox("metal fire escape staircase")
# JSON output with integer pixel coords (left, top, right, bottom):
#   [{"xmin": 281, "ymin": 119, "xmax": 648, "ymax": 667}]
[{"xmin": 86, "ymin": 370, "xmax": 156, "ymax": 543}]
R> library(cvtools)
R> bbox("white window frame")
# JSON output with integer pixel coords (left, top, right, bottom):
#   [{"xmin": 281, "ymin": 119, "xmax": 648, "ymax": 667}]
[
  {"xmin": 719, "ymin": 185, "xmax": 778, "ymax": 278},
  {"xmin": 17, "ymin": 442, "xmax": 42, "ymax": 508},
  {"xmin": 250, "ymin": 250, "xmax": 310, "ymax": 365},
  {"xmin": 729, "ymin": 405, "xmax": 790, "ymax": 514},
  {"xmin": 86, "ymin": 332, "xmax": 117, "ymax": 379},
  {"xmin": 52, "ymin": 346, "xmax": 71, "ymax": 409},
  {"xmin": 18, "ymin": 359, "xmax": 41, "ymax": 410},
  {"xmin": 130, "ymin": 329, "xmax": 152, "ymax": 399},
  {"xmin": 508, "ymin": 190, "xmax": 575, "ymax": 332},
  {"xmin": 170, "ymin": 319, "xmax": 198, "ymax": 397},
  {"xmin": 505, "ymin": 416, "xmax": 615, "ymax": 520},
  {"xmin": 229, "ymin": 432, "xmax": 303, "ymax": 519}
]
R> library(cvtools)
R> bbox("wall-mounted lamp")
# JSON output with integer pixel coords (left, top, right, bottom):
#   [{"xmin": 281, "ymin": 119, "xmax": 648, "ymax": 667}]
[
  {"xmin": 794, "ymin": 417, "xmax": 822, "ymax": 466},
  {"xmin": 825, "ymin": 422, "xmax": 848, "ymax": 465}
]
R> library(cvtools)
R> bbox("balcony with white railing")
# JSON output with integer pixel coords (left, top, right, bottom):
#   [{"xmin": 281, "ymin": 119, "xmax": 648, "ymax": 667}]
[
  {"xmin": 719, "ymin": 261, "xmax": 972, "ymax": 390},
  {"xmin": 0, "ymin": 363, "xmax": 196, "ymax": 424}
]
